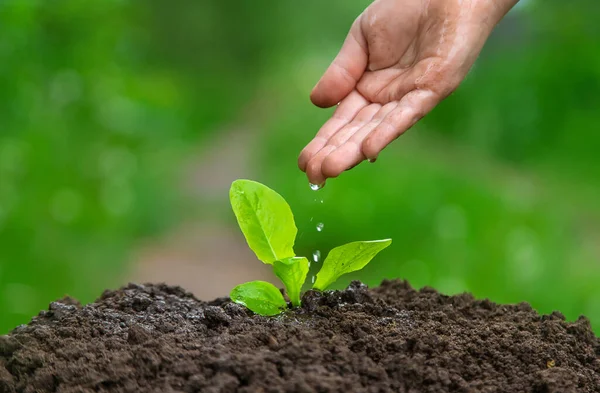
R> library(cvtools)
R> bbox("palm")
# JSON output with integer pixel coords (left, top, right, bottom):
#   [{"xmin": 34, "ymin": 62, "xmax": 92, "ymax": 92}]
[{"xmin": 299, "ymin": 0, "xmax": 503, "ymax": 185}]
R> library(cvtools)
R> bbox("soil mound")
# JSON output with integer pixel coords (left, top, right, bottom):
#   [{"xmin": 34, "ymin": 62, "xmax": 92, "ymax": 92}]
[{"xmin": 1, "ymin": 280, "xmax": 598, "ymax": 392}]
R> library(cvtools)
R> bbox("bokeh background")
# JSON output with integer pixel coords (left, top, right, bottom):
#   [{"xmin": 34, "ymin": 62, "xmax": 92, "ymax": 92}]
[{"xmin": 1, "ymin": 0, "xmax": 599, "ymax": 334}]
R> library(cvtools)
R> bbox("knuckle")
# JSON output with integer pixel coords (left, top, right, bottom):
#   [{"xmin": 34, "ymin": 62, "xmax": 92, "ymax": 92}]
[
  {"xmin": 352, "ymin": 113, "xmax": 369, "ymax": 124},
  {"xmin": 331, "ymin": 111, "xmax": 350, "ymax": 122},
  {"xmin": 328, "ymin": 135, "xmax": 344, "ymax": 147},
  {"xmin": 346, "ymin": 118, "xmax": 366, "ymax": 130},
  {"xmin": 333, "ymin": 61, "xmax": 357, "ymax": 85}
]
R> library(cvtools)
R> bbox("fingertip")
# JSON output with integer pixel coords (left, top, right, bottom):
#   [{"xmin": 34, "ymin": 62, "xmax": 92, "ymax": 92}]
[
  {"xmin": 310, "ymin": 82, "xmax": 340, "ymax": 109},
  {"xmin": 361, "ymin": 137, "xmax": 380, "ymax": 160},
  {"xmin": 321, "ymin": 156, "xmax": 343, "ymax": 179},
  {"xmin": 298, "ymin": 155, "xmax": 307, "ymax": 172},
  {"xmin": 322, "ymin": 142, "xmax": 365, "ymax": 178},
  {"xmin": 298, "ymin": 148, "xmax": 311, "ymax": 172},
  {"xmin": 306, "ymin": 161, "xmax": 326, "ymax": 186},
  {"xmin": 305, "ymin": 145, "xmax": 337, "ymax": 185}
]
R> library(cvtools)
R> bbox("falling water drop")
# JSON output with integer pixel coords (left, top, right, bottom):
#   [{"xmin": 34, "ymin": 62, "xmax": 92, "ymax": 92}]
[
  {"xmin": 312, "ymin": 250, "xmax": 321, "ymax": 263},
  {"xmin": 311, "ymin": 276, "xmax": 316, "ymax": 284},
  {"xmin": 316, "ymin": 222, "xmax": 324, "ymax": 232}
]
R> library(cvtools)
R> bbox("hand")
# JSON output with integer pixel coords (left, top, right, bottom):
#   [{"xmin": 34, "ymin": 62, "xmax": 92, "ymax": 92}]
[{"xmin": 298, "ymin": 0, "xmax": 518, "ymax": 185}]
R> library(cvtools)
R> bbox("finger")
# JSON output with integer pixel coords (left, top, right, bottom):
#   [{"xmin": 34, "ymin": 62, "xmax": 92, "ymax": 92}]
[
  {"xmin": 310, "ymin": 20, "xmax": 368, "ymax": 109},
  {"xmin": 305, "ymin": 145, "xmax": 336, "ymax": 186},
  {"xmin": 321, "ymin": 102, "xmax": 398, "ymax": 178},
  {"xmin": 362, "ymin": 89, "xmax": 439, "ymax": 159},
  {"xmin": 304, "ymin": 104, "xmax": 380, "ymax": 182},
  {"xmin": 324, "ymin": 104, "xmax": 381, "ymax": 148},
  {"xmin": 298, "ymin": 91, "xmax": 368, "ymax": 172}
]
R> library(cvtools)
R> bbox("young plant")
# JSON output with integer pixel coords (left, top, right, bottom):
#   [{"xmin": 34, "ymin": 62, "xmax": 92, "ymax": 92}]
[{"xmin": 229, "ymin": 179, "xmax": 391, "ymax": 316}]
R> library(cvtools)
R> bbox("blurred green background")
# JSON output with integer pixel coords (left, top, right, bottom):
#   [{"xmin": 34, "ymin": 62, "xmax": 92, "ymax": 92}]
[{"xmin": 1, "ymin": 0, "xmax": 600, "ymax": 334}]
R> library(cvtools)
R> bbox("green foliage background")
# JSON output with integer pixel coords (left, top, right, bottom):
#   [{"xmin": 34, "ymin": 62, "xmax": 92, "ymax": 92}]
[{"xmin": 1, "ymin": 0, "xmax": 600, "ymax": 333}]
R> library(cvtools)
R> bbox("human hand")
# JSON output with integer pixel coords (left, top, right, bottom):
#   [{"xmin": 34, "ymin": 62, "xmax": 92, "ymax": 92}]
[{"xmin": 298, "ymin": 0, "xmax": 518, "ymax": 185}]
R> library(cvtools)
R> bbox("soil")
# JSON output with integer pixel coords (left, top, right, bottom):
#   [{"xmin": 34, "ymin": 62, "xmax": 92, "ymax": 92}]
[{"xmin": 1, "ymin": 280, "xmax": 599, "ymax": 393}]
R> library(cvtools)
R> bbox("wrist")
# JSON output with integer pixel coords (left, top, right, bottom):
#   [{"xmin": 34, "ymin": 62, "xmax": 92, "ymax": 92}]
[
  {"xmin": 490, "ymin": 0, "xmax": 520, "ymax": 21},
  {"xmin": 470, "ymin": 0, "xmax": 519, "ymax": 35}
]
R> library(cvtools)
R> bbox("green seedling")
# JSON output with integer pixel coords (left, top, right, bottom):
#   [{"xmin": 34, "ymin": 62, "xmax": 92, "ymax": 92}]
[
  {"xmin": 229, "ymin": 179, "xmax": 391, "ymax": 316},
  {"xmin": 230, "ymin": 281, "xmax": 288, "ymax": 316},
  {"xmin": 273, "ymin": 257, "xmax": 309, "ymax": 307}
]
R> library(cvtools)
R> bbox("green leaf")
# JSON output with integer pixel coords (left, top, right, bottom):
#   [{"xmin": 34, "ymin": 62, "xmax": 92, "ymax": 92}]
[
  {"xmin": 230, "ymin": 281, "xmax": 288, "ymax": 316},
  {"xmin": 313, "ymin": 239, "xmax": 392, "ymax": 291},
  {"xmin": 273, "ymin": 257, "xmax": 309, "ymax": 307},
  {"xmin": 229, "ymin": 179, "xmax": 297, "ymax": 264}
]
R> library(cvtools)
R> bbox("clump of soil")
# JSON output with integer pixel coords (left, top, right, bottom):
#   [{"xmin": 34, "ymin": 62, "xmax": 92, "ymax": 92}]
[{"xmin": 1, "ymin": 280, "xmax": 599, "ymax": 393}]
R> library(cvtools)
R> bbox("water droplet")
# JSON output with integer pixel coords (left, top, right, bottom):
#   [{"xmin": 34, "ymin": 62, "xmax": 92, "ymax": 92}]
[
  {"xmin": 320, "ymin": 199, "xmax": 324, "ymax": 204},
  {"xmin": 316, "ymin": 222, "xmax": 324, "ymax": 232},
  {"xmin": 310, "ymin": 217, "xmax": 313, "ymax": 222},
  {"xmin": 311, "ymin": 276, "xmax": 315, "ymax": 284},
  {"xmin": 312, "ymin": 250, "xmax": 321, "ymax": 263},
  {"xmin": 309, "ymin": 182, "xmax": 324, "ymax": 191},
  {"xmin": 368, "ymin": 158, "xmax": 377, "ymax": 163}
]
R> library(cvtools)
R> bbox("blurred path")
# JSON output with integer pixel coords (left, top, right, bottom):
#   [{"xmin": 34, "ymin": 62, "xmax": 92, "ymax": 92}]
[
  {"xmin": 129, "ymin": 222, "xmax": 275, "ymax": 300},
  {"xmin": 127, "ymin": 127, "xmax": 278, "ymax": 300}
]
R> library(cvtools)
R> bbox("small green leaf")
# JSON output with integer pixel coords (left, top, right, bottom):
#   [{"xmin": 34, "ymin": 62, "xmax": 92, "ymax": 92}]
[
  {"xmin": 230, "ymin": 179, "xmax": 297, "ymax": 264},
  {"xmin": 313, "ymin": 239, "xmax": 392, "ymax": 291},
  {"xmin": 230, "ymin": 281, "xmax": 288, "ymax": 316},
  {"xmin": 273, "ymin": 257, "xmax": 309, "ymax": 307}
]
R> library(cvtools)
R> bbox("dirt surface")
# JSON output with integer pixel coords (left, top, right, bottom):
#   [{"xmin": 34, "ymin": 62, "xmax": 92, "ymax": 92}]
[{"xmin": 1, "ymin": 280, "xmax": 599, "ymax": 393}]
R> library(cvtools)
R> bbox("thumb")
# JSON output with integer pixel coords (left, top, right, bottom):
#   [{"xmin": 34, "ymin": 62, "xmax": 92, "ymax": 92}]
[{"xmin": 310, "ymin": 20, "xmax": 368, "ymax": 108}]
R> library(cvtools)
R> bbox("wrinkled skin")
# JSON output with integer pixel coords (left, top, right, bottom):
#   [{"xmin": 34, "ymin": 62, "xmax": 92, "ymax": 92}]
[{"xmin": 299, "ymin": 0, "xmax": 519, "ymax": 185}]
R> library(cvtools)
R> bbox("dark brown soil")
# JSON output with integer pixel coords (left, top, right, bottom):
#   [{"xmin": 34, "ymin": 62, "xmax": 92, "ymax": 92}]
[{"xmin": 1, "ymin": 280, "xmax": 599, "ymax": 393}]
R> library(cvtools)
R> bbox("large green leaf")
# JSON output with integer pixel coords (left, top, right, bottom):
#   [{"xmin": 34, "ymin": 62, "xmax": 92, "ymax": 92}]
[
  {"xmin": 229, "ymin": 179, "xmax": 297, "ymax": 264},
  {"xmin": 230, "ymin": 281, "xmax": 288, "ymax": 316},
  {"xmin": 273, "ymin": 257, "xmax": 309, "ymax": 307},
  {"xmin": 313, "ymin": 239, "xmax": 392, "ymax": 291}
]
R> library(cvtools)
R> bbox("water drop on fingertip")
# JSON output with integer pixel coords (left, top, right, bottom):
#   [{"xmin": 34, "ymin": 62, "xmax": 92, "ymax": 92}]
[
  {"xmin": 309, "ymin": 182, "xmax": 325, "ymax": 191},
  {"xmin": 368, "ymin": 158, "xmax": 377, "ymax": 163}
]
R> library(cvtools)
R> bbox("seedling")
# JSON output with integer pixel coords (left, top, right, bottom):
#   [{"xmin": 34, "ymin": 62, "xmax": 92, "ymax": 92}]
[{"xmin": 229, "ymin": 179, "xmax": 391, "ymax": 316}]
